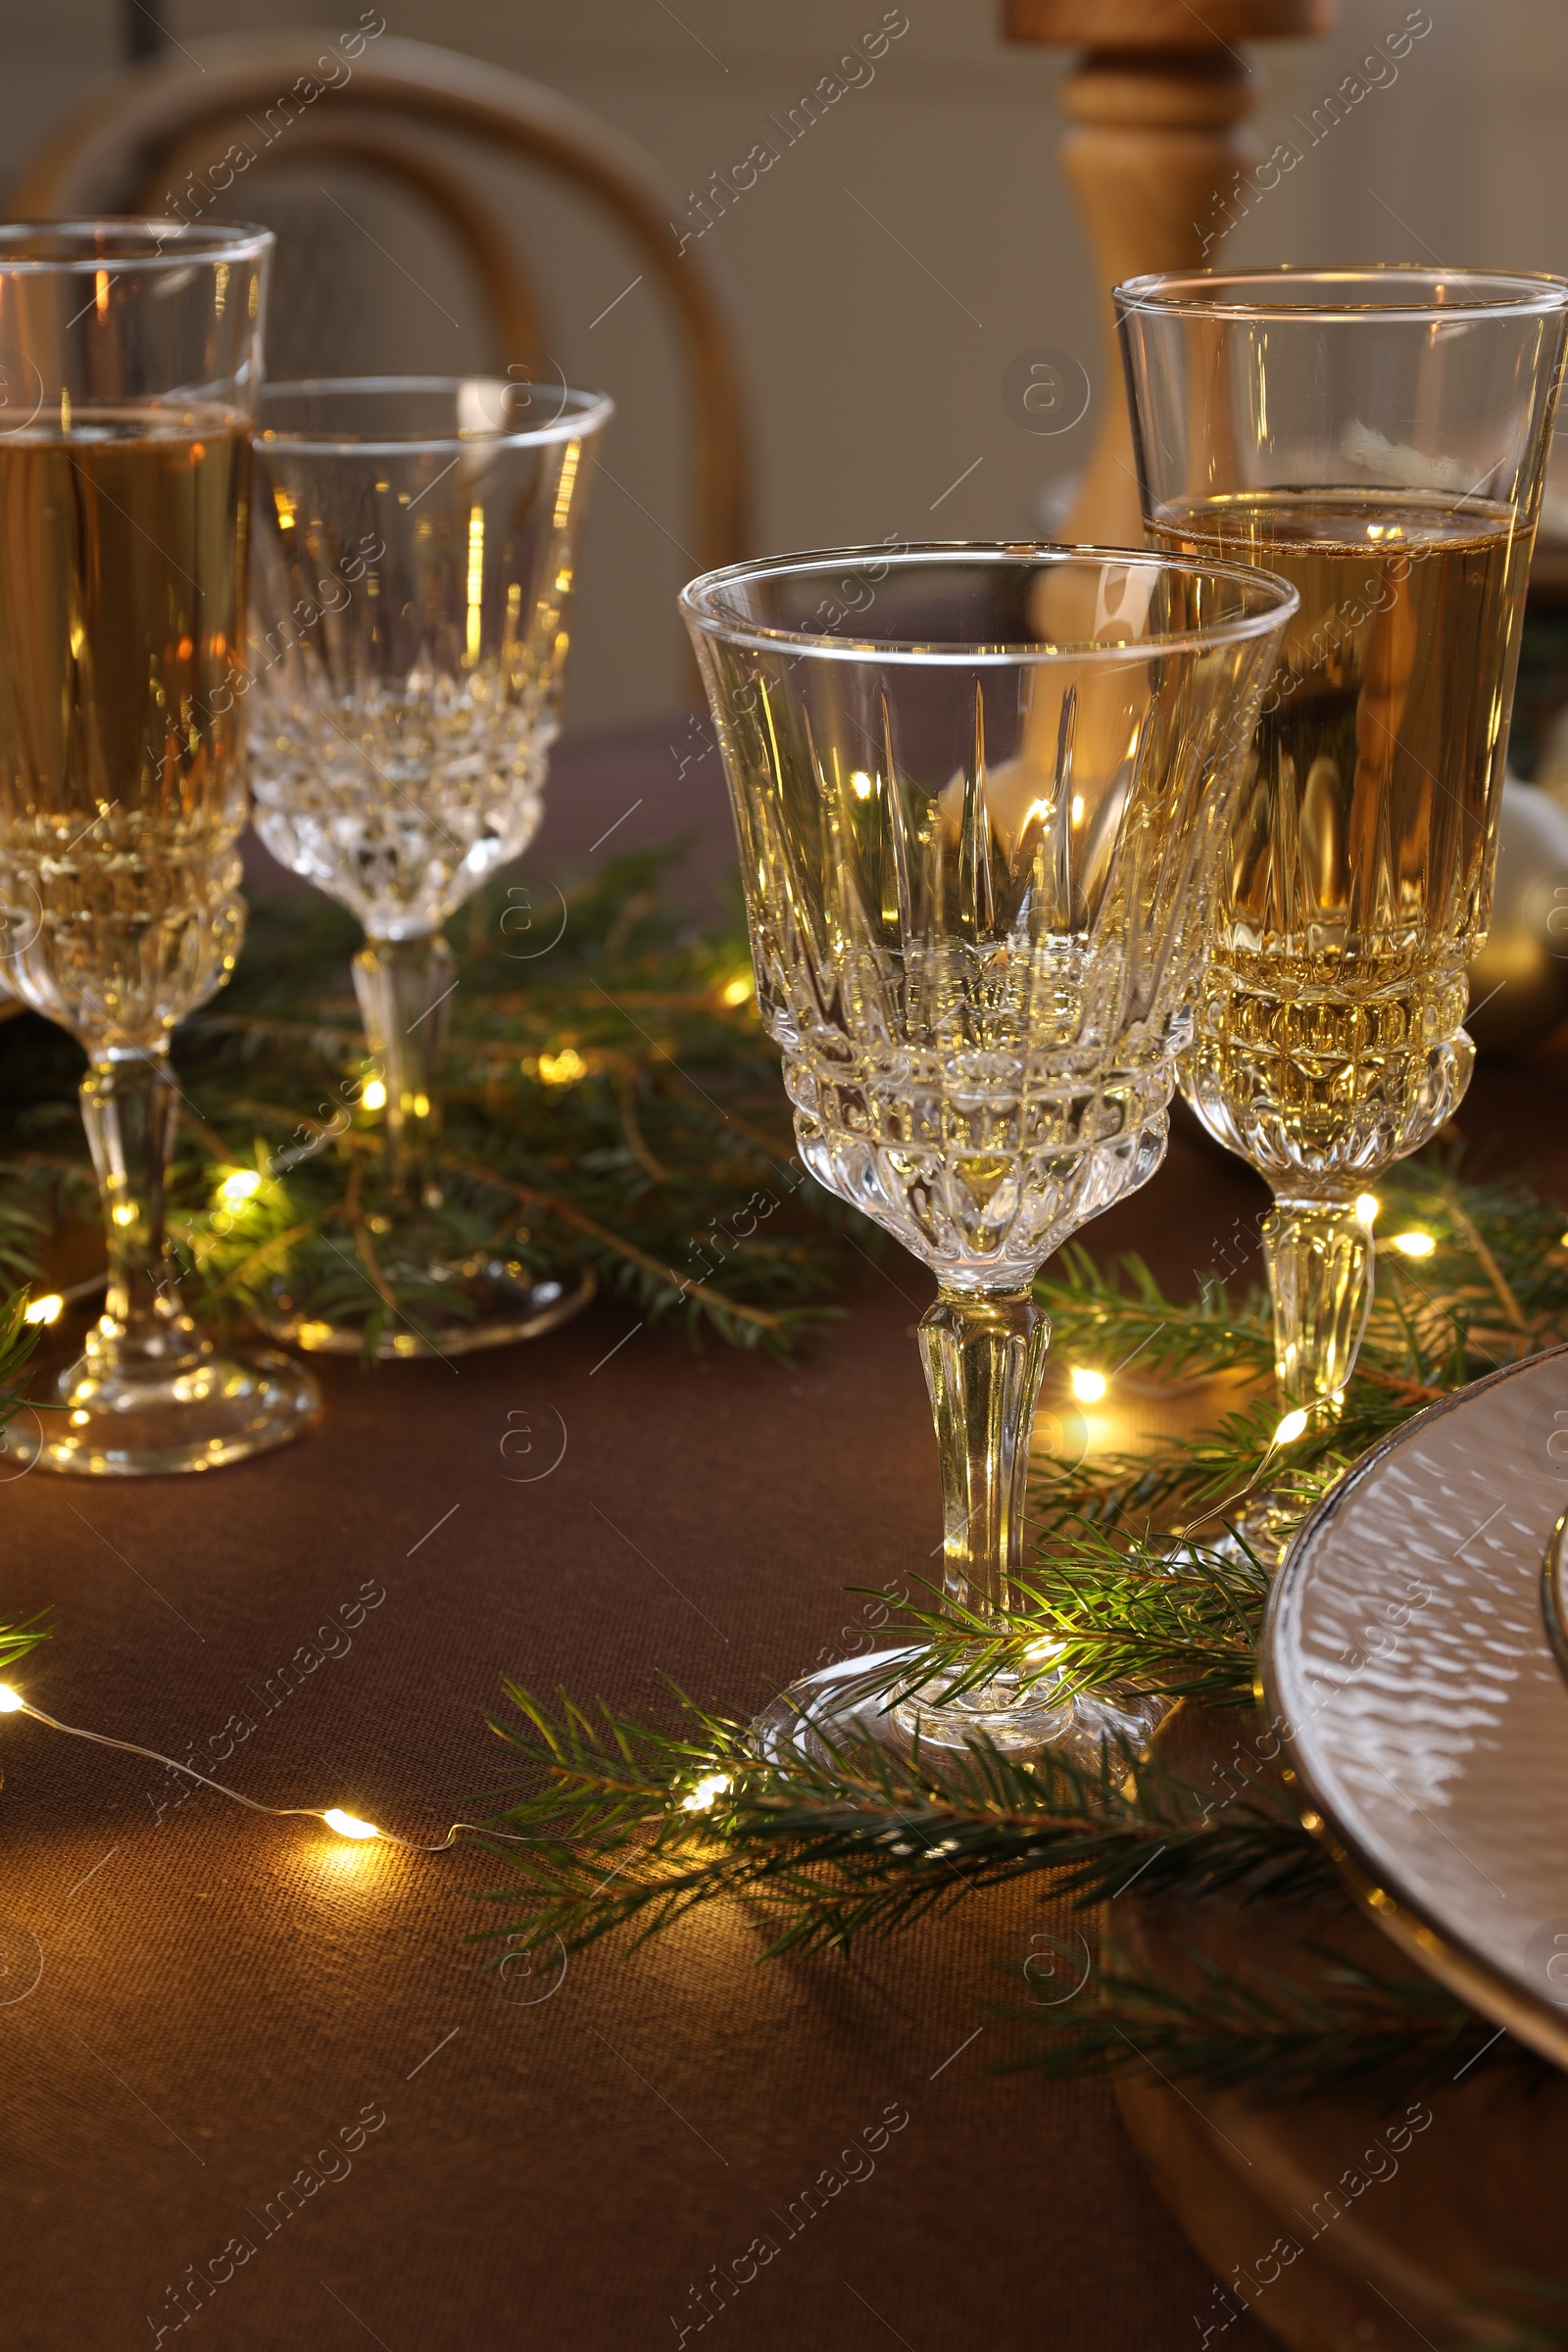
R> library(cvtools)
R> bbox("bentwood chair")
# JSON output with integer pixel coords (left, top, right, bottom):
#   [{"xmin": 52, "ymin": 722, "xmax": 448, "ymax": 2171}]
[{"xmin": 7, "ymin": 29, "xmax": 750, "ymax": 576}]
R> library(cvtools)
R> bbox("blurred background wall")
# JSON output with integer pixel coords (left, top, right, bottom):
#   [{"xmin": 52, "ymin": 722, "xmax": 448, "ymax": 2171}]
[{"xmin": 4, "ymin": 0, "xmax": 1564, "ymax": 734}]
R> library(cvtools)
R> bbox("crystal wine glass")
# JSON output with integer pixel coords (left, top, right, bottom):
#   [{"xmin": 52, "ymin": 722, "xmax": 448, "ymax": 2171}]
[
  {"xmin": 1118, "ymin": 268, "xmax": 1568, "ymax": 1509},
  {"xmin": 0, "ymin": 220, "xmax": 320, "ymax": 1477},
  {"xmin": 245, "ymin": 376, "xmax": 612, "ymax": 1357},
  {"xmin": 682, "ymin": 545, "xmax": 1296, "ymax": 1761}
]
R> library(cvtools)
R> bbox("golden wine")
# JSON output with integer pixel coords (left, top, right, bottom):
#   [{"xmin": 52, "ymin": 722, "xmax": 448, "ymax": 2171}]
[
  {"xmin": 0, "ymin": 409, "xmax": 251, "ymax": 1047},
  {"xmin": 1152, "ymin": 492, "xmax": 1529, "ymax": 1185}
]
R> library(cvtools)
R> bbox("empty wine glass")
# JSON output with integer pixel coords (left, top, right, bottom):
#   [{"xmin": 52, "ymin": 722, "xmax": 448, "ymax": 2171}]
[
  {"xmin": 245, "ymin": 375, "xmax": 612, "ymax": 1357},
  {"xmin": 682, "ymin": 544, "xmax": 1296, "ymax": 1762}
]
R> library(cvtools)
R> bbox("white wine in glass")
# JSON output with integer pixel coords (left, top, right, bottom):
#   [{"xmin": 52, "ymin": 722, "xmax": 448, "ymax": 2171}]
[
  {"xmin": 1121, "ymin": 269, "xmax": 1568, "ymax": 1459},
  {"xmin": 682, "ymin": 545, "xmax": 1296, "ymax": 1765},
  {"xmin": 0, "ymin": 223, "xmax": 318, "ymax": 1477}
]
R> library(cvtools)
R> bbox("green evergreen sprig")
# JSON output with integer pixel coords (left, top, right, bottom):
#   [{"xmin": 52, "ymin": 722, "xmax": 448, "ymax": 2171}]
[
  {"xmin": 0, "ymin": 1281, "xmax": 52, "ymax": 1680},
  {"xmin": 1006, "ymin": 1930, "xmax": 1543, "ymax": 2102},
  {"xmin": 0, "ymin": 852, "xmax": 876, "ymax": 1359},
  {"xmin": 850, "ymin": 1527, "xmax": 1269, "ymax": 1716},
  {"xmin": 0, "ymin": 1609, "xmax": 51, "ymax": 1682},
  {"xmin": 1030, "ymin": 1158, "xmax": 1568, "ymax": 1535},
  {"xmin": 468, "ymin": 1682, "xmax": 1333, "ymax": 1968},
  {"xmin": 0, "ymin": 1281, "xmax": 41, "ymax": 1433}
]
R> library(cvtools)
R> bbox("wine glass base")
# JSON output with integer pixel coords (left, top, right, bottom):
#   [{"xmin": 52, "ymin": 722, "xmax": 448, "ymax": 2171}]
[
  {"xmin": 9, "ymin": 1349, "xmax": 321, "ymax": 1478},
  {"xmin": 751, "ymin": 1644, "xmax": 1167, "ymax": 1774},
  {"xmin": 1179, "ymin": 1479, "xmax": 1325, "ymax": 1576},
  {"xmin": 262, "ymin": 1260, "xmax": 596, "ymax": 1360}
]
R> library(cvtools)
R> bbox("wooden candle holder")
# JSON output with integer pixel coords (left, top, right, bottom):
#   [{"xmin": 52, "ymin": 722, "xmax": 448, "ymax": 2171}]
[{"xmin": 1004, "ymin": 0, "xmax": 1336, "ymax": 544}]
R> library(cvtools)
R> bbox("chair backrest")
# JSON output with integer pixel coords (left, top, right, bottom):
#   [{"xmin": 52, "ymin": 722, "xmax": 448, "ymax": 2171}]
[{"xmin": 9, "ymin": 30, "xmax": 750, "ymax": 577}]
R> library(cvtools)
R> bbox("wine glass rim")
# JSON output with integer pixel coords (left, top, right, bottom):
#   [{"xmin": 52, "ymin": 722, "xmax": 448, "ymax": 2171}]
[
  {"xmin": 0, "ymin": 218, "xmax": 274, "ymax": 269},
  {"xmin": 680, "ymin": 543, "xmax": 1298, "ymax": 665},
  {"xmin": 256, "ymin": 374, "xmax": 613, "ymax": 451},
  {"xmin": 1116, "ymin": 264, "xmax": 1568, "ymax": 323}
]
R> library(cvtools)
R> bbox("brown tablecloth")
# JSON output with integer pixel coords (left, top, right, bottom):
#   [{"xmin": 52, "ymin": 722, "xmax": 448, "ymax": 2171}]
[{"xmin": 6, "ymin": 723, "xmax": 1565, "ymax": 2351}]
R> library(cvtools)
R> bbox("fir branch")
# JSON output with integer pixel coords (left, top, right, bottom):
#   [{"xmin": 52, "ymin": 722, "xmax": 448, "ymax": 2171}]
[
  {"xmin": 849, "ymin": 1527, "xmax": 1269, "ymax": 1713},
  {"xmin": 1034, "ymin": 1388, "xmax": 1358, "ymax": 1542},
  {"xmin": 466, "ymin": 1683, "xmax": 1331, "ymax": 1966},
  {"xmin": 1028, "ymin": 1156, "xmax": 1568, "ymax": 1539},
  {"xmin": 0, "ymin": 1282, "xmax": 42, "ymax": 1432},
  {"xmin": 0, "ymin": 850, "xmax": 873, "ymax": 1360},
  {"xmin": 1034, "ymin": 1243, "xmax": 1275, "ymax": 1384},
  {"xmin": 0, "ymin": 1609, "xmax": 52, "ymax": 1681},
  {"xmin": 1008, "ymin": 1930, "xmax": 1541, "ymax": 2103}
]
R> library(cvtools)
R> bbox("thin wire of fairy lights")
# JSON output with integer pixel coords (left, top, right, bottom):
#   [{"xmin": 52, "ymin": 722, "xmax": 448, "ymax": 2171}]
[{"xmin": 0, "ymin": 1683, "xmax": 517, "ymax": 1850}]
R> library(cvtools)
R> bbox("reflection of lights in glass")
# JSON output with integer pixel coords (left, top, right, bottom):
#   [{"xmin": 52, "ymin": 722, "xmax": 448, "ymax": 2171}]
[
  {"xmin": 322, "ymin": 1808, "xmax": 380, "ymax": 1841},
  {"xmin": 537, "ymin": 1050, "xmax": 587, "ymax": 1086},
  {"xmin": 24, "ymin": 1294, "xmax": 62, "ymax": 1326},
  {"xmin": 850, "ymin": 771, "xmax": 874, "ymax": 800},
  {"xmin": 720, "ymin": 974, "xmax": 754, "ymax": 1006},
  {"xmin": 1355, "ymin": 1193, "xmax": 1379, "ymax": 1225},
  {"xmin": 1070, "ymin": 795, "xmax": 1084, "ymax": 824},
  {"xmin": 361, "ymin": 1078, "xmax": 387, "ymax": 1111},
  {"xmin": 1069, "ymin": 1367, "xmax": 1106, "ymax": 1403},
  {"xmin": 412, "ymin": 1092, "xmax": 431, "ymax": 1118},
  {"xmin": 551, "ymin": 439, "xmax": 581, "ymax": 532},
  {"xmin": 1024, "ymin": 1637, "xmax": 1066, "ymax": 1664},
  {"xmin": 1391, "ymin": 1231, "xmax": 1435, "ymax": 1258},
  {"xmin": 112, "ymin": 1202, "xmax": 136, "ymax": 1226},
  {"xmin": 464, "ymin": 505, "xmax": 484, "ymax": 667},
  {"xmin": 1274, "ymin": 1408, "xmax": 1308, "ymax": 1445}
]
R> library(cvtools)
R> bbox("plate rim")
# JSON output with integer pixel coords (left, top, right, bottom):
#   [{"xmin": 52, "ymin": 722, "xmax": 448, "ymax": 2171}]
[
  {"xmin": 1542, "ymin": 1507, "xmax": 1568, "ymax": 1686},
  {"xmin": 1258, "ymin": 1341, "xmax": 1568, "ymax": 2071}
]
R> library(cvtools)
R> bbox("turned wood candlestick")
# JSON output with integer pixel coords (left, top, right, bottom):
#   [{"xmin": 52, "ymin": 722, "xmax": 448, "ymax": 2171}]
[{"xmin": 1004, "ymin": 0, "xmax": 1336, "ymax": 545}]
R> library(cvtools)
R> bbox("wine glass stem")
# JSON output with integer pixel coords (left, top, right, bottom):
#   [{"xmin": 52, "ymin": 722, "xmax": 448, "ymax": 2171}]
[
  {"xmin": 918, "ymin": 1288, "xmax": 1052, "ymax": 1619},
  {"xmin": 352, "ymin": 933, "xmax": 456, "ymax": 1209},
  {"xmin": 1261, "ymin": 1198, "xmax": 1375, "ymax": 1415},
  {"xmin": 79, "ymin": 1048, "xmax": 201, "ymax": 1379}
]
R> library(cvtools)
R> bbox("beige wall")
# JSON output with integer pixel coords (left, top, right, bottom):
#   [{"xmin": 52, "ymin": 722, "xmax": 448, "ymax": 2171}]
[{"xmin": 4, "ymin": 1, "xmax": 1564, "ymax": 731}]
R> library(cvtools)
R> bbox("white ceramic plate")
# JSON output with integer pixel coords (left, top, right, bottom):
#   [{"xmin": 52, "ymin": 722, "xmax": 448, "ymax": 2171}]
[{"xmin": 1261, "ymin": 1346, "xmax": 1568, "ymax": 2068}]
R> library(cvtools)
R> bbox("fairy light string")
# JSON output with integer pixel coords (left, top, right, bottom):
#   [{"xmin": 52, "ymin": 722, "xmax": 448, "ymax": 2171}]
[{"xmin": 0, "ymin": 1683, "xmax": 529, "ymax": 1854}]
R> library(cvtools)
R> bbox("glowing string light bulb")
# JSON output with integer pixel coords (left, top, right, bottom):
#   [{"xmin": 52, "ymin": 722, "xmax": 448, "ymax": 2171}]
[
  {"xmin": 322, "ymin": 1808, "xmax": 380, "ymax": 1841},
  {"xmin": 681, "ymin": 1773, "xmax": 731, "ymax": 1813},
  {"xmin": 1273, "ymin": 1408, "xmax": 1309, "ymax": 1446}
]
